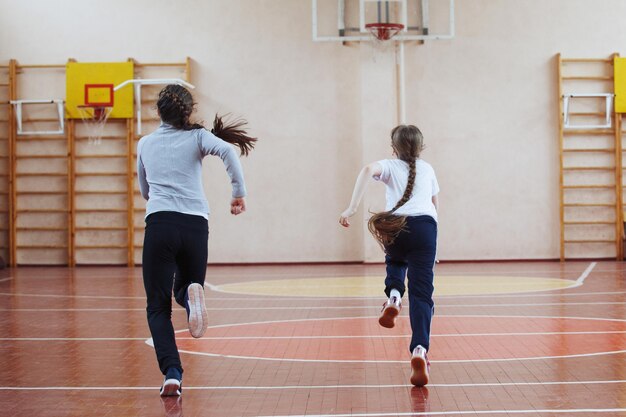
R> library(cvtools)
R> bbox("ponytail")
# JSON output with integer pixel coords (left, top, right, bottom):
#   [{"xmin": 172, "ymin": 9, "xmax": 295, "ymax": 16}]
[
  {"xmin": 368, "ymin": 159, "xmax": 416, "ymax": 247},
  {"xmin": 211, "ymin": 114, "xmax": 257, "ymax": 157},
  {"xmin": 367, "ymin": 124, "xmax": 423, "ymax": 248},
  {"xmin": 157, "ymin": 85, "xmax": 257, "ymax": 156}
]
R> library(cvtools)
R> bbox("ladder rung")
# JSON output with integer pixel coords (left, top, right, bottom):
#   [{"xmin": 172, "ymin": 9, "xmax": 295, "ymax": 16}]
[
  {"xmin": 562, "ymin": 76, "xmax": 613, "ymax": 80},
  {"xmin": 16, "ymin": 173, "xmax": 67, "ymax": 177},
  {"xmin": 17, "ymin": 227, "xmax": 66, "ymax": 231},
  {"xmin": 564, "ymin": 239, "xmax": 614, "ymax": 243},
  {"xmin": 16, "ymin": 209, "xmax": 68, "ymax": 213},
  {"xmin": 75, "ymin": 245, "xmax": 127, "ymax": 249},
  {"xmin": 74, "ymin": 136, "xmax": 126, "ymax": 141},
  {"xmin": 16, "ymin": 136, "xmax": 66, "ymax": 141},
  {"xmin": 75, "ymin": 209, "xmax": 127, "ymax": 213},
  {"xmin": 75, "ymin": 154, "xmax": 127, "ymax": 158},
  {"xmin": 568, "ymin": 112, "xmax": 611, "ymax": 116},
  {"xmin": 563, "ymin": 167, "xmax": 614, "ymax": 171},
  {"xmin": 17, "ymin": 191, "xmax": 67, "ymax": 195},
  {"xmin": 16, "ymin": 155, "xmax": 67, "ymax": 159},
  {"xmin": 564, "ymin": 221, "xmax": 614, "ymax": 225},
  {"xmin": 564, "ymin": 203, "xmax": 614, "ymax": 207},
  {"xmin": 16, "ymin": 245, "xmax": 68, "ymax": 249},
  {"xmin": 563, "ymin": 148, "xmax": 614, "ymax": 153},
  {"xmin": 75, "ymin": 173, "xmax": 126, "ymax": 177},
  {"xmin": 75, "ymin": 227, "xmax": 128, "ymax": 231},
  {"xmin": 561, "ymin": 58, "xmax": 612, "ymax": 63},
  {"xmin": 563, "ymin": 185, "xmax": 614, "ymax": 189},
  {"xmin": 563, "ymin": 129, "xmax": 614, "ymax": 135},
  {"xmin": 74, "ymin": 191, "xmax": 127, "ymax": 195},
  {"xmin": 18, "ymin": 118, "xmax": 62, "ymax": 123}
]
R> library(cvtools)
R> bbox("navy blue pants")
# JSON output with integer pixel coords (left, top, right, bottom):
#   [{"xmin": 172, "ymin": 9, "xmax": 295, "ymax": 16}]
[
  {"xmin": 383, "ymin": 215, "xmax": 437, "ymax": 353},
  {"xmin": 142, "ymin": 211, "xmax": 209, "ymax": 375}
]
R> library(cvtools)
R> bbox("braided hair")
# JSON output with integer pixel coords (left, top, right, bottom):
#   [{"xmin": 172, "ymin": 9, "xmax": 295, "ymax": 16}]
[
  {"xmin": 368, "ymin": 125, "xmax": 424, "ymax": 248},
  {"xmin": 157, "ymin": 84, "xmax": 257, "ymax": 156}
]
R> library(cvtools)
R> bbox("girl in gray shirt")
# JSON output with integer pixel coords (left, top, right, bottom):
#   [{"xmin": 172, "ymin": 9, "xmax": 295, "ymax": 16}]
[{"xmin": 138, "ymin": 84, "xmax": 256, "ymax": 396}]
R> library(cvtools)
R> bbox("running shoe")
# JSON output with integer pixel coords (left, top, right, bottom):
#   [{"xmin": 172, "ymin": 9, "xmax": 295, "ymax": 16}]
[
  {"xmin": 186, "ymin": 283, "xmax": 208, "ymax": 338},
  {"xmin": 378, "ymin": 295, "xmax": 402, "ymax": 328},
  {"xmin": 160, "ymin": 367, "xmax": 182, "ymax": 397},
  {"xmin": 410, "ymin": 345, "xmax": 430, "ymax": 387}
]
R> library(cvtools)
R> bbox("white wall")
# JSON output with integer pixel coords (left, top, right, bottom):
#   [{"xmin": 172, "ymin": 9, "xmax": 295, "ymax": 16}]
[{"xmin": 1, "ymin": 0, "xmax": 626, "ymax": 262}]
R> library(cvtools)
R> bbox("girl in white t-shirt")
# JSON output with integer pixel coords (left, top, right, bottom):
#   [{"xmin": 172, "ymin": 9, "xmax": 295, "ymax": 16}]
[{"xmin": 339, "ymin": 124, "xmax": 439, "ymax": 387}]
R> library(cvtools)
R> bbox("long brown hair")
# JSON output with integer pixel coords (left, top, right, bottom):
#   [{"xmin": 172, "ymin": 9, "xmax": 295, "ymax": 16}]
[
  {"xmin": 368, "ymin": 125, "xmax": 424, "ymax": 247},
  {"xmin": 157, "ymin": 84, "xmax": 257, "ymax": 156}
]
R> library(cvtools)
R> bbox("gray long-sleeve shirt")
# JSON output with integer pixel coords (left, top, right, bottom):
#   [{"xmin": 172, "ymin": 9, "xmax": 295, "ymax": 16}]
[{"xmin": 137, "ymin": 123, "xmax": 247, "ymax": 219}]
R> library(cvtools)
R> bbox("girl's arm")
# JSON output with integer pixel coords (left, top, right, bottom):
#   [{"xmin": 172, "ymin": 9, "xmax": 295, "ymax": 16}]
[
  {"xmin": 136, "ymin": 142, "xmax": 149, "ymax": 200},
  {"xmin": 199, "ymin": 130, "xmax": 247, "ymax": 214},
  {"xmin": 432, "ymin": 194, "xmax": 439, "ymax": 211},
  {"xmin": 339, "ymin": 162, "xmax": 383, "ymax": 227}
]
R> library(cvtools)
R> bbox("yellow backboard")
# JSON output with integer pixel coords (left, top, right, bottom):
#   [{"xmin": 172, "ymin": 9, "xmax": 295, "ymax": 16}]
[{"xmin": 66, "ymin": 62, "xmax": 134, "ymax": 119}]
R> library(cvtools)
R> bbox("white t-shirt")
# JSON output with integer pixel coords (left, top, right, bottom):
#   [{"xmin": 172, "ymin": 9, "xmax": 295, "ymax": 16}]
[{"xmin": 373, "ymin": 158, "xmax": 439, "ymax": 221}]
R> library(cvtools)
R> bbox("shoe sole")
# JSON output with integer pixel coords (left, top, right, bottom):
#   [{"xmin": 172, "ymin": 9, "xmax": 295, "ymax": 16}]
[
  {"xmin": 187, "ymin": 283, "xmax": 208, "ymax": 338},
  {"xmin": 378, "ymin": 305, "xmax": 399, "ymax": 328},
  {"xmin": 160, "ymin": 379, "xmax": 181, "ymax": 396},
  {"xmin": 410, "ymin": 355, "xmax": 429, "ymax": 387}
]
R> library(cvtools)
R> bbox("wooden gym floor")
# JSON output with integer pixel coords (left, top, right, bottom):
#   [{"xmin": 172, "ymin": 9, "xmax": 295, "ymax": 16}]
[{"xmin": 1, "ymin": 261, "xmax": 625, "ymax": 416}]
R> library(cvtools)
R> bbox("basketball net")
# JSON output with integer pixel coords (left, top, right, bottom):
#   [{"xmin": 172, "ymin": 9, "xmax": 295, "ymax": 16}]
[
  {"xmin": 77, "ymin": 105, "xmax": 112, "ymax": 145},
  {"xmin": 365, "ymin": 23, "xmax": 404, "ymax": 59}
]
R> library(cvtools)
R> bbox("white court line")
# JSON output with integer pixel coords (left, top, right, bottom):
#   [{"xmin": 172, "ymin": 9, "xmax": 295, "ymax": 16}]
[
  {"xmin": 5, "ymin": 330, "xmax": 626, "ymax": 342},
  {"xmin": 204, "ymin": 282, "xmax": 221, "ymax": 291},
  {"xmin": 575, "ymin": 261, "xmax": 597, "ymax": 286},
  {"xmin": 0, "ymin": 289, "xmax": 624, "ymax": 302},
  {"xmin": 441, "ymin": 290, "xmax": 626, "ymax": 300},
  {"xmin": 257, "ymin": 409, "xmax": 626, "ymax": 417},
  {"xmin": 2, "ymin": 300, "xmax": 625, "ymax": 312},
  {"xmin": 168, "ymin": 314, "xmax": 626, "ymax": 363},
  {"xmin": 0, "ymin": 337, "xmax": 147, "ymax": 341},
  {"xmin": 177, "ymin": 347, "xmax": 626, "ymax": 364},
  {"xmin": 0, "ymin": 277, "xmax": 13, "ymax": 283},
  {"xmin": 193, "ymin": 313, "xmax": 626, "ymax": 331},
  {"xmin": 0, "ymin": 292, "xmax": 144, "ymax": 300},
  {"xmin": 2, "ymin": 379, "xmax": 626, "ymax": 390}
]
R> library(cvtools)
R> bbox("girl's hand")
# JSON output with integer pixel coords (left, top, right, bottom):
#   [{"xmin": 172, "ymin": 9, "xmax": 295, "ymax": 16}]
[
  {"xmin": 339, "ymin": 208, "xmax": 356, "ymax": 227},
  {"xmin": 231, "ymin": 197, "xmax": 246, "ymax": 215}
]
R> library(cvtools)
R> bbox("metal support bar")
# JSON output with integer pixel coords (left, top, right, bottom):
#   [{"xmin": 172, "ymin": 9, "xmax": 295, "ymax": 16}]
[
  {"xmin": 113, "ymin": 78, "xmax": 196, "ymax": 135},
  {"xmin": 9, "ymin": 99, "xmax": 65, "ymax": 135},
  {"xmin": 563, "ymin": 94, "xmax": 613, "ymax": 129}
]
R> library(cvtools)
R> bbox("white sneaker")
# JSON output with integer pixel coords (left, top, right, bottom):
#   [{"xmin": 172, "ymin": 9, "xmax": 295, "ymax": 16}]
[
  {"xmin": 410, "ymin": 345, "xmax": 430, "ymax": 387},
  {"xmin": 378, "ymin": 295, "xmax": 402, "ymax": 328},
  {"xmin": 160, "ymin": 368, "xmax": 182, "ymax": 397},
  {"xmin": 187, "ymin": 283, "xmax": 208, "ymax": 338}
]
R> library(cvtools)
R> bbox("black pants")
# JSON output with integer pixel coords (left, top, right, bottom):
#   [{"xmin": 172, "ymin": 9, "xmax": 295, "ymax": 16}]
[
  {"xmin": 383, "ymin": 215, "xmax": 437, "ymax": 353},
  {"xmin": 142, "ymin": 211, "xmax": 209, "ymax": 375}
]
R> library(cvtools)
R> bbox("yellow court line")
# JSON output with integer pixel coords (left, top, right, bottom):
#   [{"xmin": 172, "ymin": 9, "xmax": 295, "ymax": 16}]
[{"xmin": 216, "ymin": 276, "xmax": 577, "ymax": 298}]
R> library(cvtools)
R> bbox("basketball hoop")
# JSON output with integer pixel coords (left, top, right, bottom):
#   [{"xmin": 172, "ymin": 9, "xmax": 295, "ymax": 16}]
[
  {"xmin": 76, "ymin": 104, "xmax": 113, "ymax": 145},
  {"xmin": 365, "ymin": 23, "xmax": 404, "ymax": 41},
  {"xmin": 75, "ymin": 83, "xmax": 115, "ymax": 144}
]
